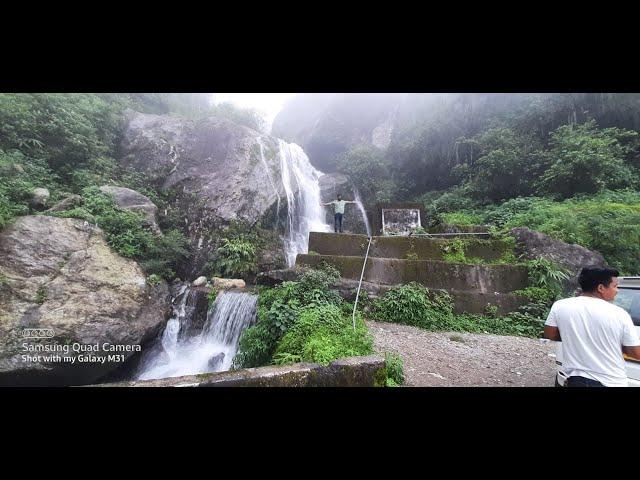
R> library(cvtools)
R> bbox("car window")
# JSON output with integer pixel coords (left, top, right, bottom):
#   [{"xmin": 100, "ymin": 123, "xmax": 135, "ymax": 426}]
[{"xmin": 614, "ymin": 288, "xmax": 640, "ymax": 326}]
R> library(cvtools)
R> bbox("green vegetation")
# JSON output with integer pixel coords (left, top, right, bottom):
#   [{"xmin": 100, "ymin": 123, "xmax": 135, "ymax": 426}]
[
  {"xmin": 525, "ymin": 258, "xmax": 570, "ymax": 299},
  {"xmin": 35, "ymin": 285, "xmax": 47, "ymax": 304},
  {"xmin": 432, "ymin": 190, "xmax": 640, "ymax": 274},
  {"xmin": 52, "ymin": 187, "xmax": 190, "ymax": 280},
  {"xmin": 384, "ymin": 353, "xmax": 405, "ymax": 387},
  {"xmin": 370, "ymin": 282, "xmax": 546, "ymax": 338},
  {"xmin": 0, "ymin": 93, "xmax": 267, "ymax": 228},
  {"xmin": 440, "ymin": 239, "xmax": 467, "ymax": 263},
  {"xmin": 212, "ymin": 238, "xmax": 257, "ymax": 278},
  {"xmin": 437, "ymin": 237, "xmax": 516, "ymax": 265},
  {"xmin": 335, "ymin": 144, "xmax": 397, "ymax": 206},
  {"xmin": 370, "ymin": 282, "xmax": 454, "ymax": 329},
  {"xmin": 208, "ymin": 287, "xmax": 219, "ymax": 306},
  {"xmin": 201, "ymin": 220, "xmax": 282, "ymax": 280},
  {"xmin": 234, "ymin": 265, "xmax": 386, "ymax": 378},
  {"xmin": 315, "ymin": 94, "xmax": 640, "ymax": 275}
]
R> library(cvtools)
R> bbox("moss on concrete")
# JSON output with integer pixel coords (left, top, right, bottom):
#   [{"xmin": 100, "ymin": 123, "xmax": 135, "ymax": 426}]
[
  {"xmin": 297, "ymin": 254, "xmax": 528, "ymax": 293},
  {"xmin": 307, "ymin": 232, "xmax": 513, "ymax": 262}
]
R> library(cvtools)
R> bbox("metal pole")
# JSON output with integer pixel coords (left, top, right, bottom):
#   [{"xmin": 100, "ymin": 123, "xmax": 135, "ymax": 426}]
[{"xmin": 352, "ymin": 235, "xmax": 373, "ymax": 331}]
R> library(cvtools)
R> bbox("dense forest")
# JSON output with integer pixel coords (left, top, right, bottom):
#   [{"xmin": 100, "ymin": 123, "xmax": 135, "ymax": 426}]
[{"xmin": 328, "ymin": 93, "xmax": 640, "ymax": 273}]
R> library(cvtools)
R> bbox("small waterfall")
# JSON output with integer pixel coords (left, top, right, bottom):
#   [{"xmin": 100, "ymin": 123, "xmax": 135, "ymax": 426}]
[
  {"xmin": 137, "ymin": 290, "xmax": 258, "ymax": 381},
  {"xmin": 353, "ymin": 187, "xmax": 372, "ymax": 237},
  {"xmin": 278, "ymin": 139, "xmax": 330, "ymax": 267}
]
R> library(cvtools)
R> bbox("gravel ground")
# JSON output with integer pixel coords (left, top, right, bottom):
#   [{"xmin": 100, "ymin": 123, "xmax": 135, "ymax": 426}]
[{"xmin": 367, "ymin": 320, "xmax": 558, "ymax": 387}]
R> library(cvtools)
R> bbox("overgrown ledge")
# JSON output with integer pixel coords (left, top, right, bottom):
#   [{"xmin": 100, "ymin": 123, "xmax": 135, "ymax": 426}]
[{"xmin": 88, "ymin": 355, "xmax": 387, "ymax": 387}]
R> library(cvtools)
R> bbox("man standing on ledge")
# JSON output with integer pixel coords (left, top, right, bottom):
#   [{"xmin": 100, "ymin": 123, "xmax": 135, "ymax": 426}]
[
  {"xmin": 544, "ymin": 267, "xmax": 640, "ymax": 387},
  {"xmin": 323, "ymin": 194, "xmax": 356, "ymax": 233}
]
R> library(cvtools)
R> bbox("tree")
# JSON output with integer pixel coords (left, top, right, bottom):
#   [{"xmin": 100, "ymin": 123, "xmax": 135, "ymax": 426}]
[
  {"xmin": 455, "ymin": 127, "xmax": 546, "ymax": 202},
  {"xmin": 537, "ymin": 120, "xmax": 639, "ymax": 198},
  {"xmin": 335, "ymin": 144, "xmax": 396, "ymax": 206}
]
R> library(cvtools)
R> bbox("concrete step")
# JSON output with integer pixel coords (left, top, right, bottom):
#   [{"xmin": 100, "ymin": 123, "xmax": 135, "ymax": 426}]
[
  {"xmin": 296, "ymin": 253, "xmax": 529, "ymax": 293},
  {"xmin": 257, "ymin": 269, "xmax": 529, "ymax": 315},
  {"xmin": 308, "ymin": 231, "xmax": 511, "ymax": 261}
]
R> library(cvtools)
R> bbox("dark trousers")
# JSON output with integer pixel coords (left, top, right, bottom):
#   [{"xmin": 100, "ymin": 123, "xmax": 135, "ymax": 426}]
[
  {"xmin": 566, "ymin": 376, "xmax": 605, "ymax": 387},
  {"xmin": 334, "ymin": 213, "xmax": 343, "ymax": 233}
]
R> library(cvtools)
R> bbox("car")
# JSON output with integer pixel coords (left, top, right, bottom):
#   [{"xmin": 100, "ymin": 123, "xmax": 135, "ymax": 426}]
[{"xmin": 553, "ymin": 276, "xmax": 640, "ymax": 387}]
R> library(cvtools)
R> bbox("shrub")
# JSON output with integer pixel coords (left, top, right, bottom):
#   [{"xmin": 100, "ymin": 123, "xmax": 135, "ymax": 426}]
[
  {"xmin": 274, "ymin": 305, "xmax": 373, "ymax": 365},
  {"xmin": 525, "ymin": 258, "xmax": 570, "ymax": 299},
  {"xmin": 385, "ymin": 353, "xmax": 405, "ymax": 386},
  {"xmin": 440, "ymin": 238, "xmax": 467, "ymax": 263},
  {"xmin": 371, "ymin": 282, "xmax": 454, "ymax": 329},
  {"xmin": 234, "ymin": 265, "xmax": 372, "ymax": 369},
  {"xmin": 211, "ymin": 238, "xmax": 257, "ymax": 278},
  {"xmin": 51, "ymin": 186, "xmax": 191, "ymax": 280}
]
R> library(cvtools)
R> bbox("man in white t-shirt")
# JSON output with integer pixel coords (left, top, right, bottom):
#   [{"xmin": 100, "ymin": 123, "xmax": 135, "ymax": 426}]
[
  {"xmin": 323, "ymin": 194, "xmax": 356, "ymax": 233},
  {"xmin": 544, "ymin": 267, "xmax": 640, "ymax": 387}
]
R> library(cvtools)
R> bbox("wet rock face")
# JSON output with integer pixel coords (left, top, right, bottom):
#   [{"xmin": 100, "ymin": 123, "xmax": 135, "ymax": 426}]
[
  {"xmin": 510, "ymin": 227, "xmax": 607, "ymax": 292},
  {"xmin": 119, "ymin": 110, "xmax": 285, "ymax": 227},
  {"xmin": 119, "ymin": 110, "xmax": 289, "ymax": 277},
  {"xmin": 0, "ymin": 216, "xmax": 171, "ymax": 386}
]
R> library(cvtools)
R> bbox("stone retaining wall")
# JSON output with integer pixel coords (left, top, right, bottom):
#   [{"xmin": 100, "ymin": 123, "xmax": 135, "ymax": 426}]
[{"xmin": 90, "ymin": 355, "xmax": 387, "ymax": 387}]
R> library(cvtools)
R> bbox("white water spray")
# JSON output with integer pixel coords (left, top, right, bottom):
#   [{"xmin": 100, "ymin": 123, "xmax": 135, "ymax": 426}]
[
  {"xmin": 137, "ymin": 289, "xmax": 258, "ymax": 380},
  {"xmin": 353, "ymin": 188, "xmax": 372, "ymax": 237},
  {"xmin": 278, "ymin": 139, "xmax": 330, "ymax": 266},
  {"xmin": 257, "ymin": 138, "xmax": 281, "ymax": 222}
]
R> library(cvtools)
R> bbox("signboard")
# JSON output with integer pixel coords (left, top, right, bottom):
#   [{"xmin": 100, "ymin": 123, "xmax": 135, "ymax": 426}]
[{"xmin": 381, "ymin": 208, "xmax": 421, "ymax": 236}]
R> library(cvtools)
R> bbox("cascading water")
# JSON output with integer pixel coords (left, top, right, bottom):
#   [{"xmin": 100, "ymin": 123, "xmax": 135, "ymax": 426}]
[
  {"xmin": 352, "ymin": 187, "xmax": 372, "ymax": 237},
  {"xmin": 136, "ymin": 289, "xmax": 258, "ymax": 380},
  {"xmin": 257, "ymin": 137, "xmax": 281, "ymax": 222},
  {"xmin": 278, "ymin": 139, "xmax": 330, "ymax": 266}
]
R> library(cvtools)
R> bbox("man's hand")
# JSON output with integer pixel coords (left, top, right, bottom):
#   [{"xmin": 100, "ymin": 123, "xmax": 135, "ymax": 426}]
[
  {"xmin": 622, "ymin": 345, "xmax": 640, "ymax": 361},
  {"xmin": 543, "ymin": 325, "xmax": 562, "ymax": 341}
]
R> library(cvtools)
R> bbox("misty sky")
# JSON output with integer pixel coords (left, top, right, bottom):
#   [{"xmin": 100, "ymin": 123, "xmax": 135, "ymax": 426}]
[{"xmin": 211, "ymin": 93, "xmax": 295, "ymax": 127}]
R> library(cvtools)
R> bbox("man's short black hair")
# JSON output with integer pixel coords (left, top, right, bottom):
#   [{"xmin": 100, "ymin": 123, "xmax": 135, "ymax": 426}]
[
  {"xmin": 337, "ymin": 194, "xmax": 342, "ymax": 198},
  {"xmin": 578, "ymin": 266, "xmax": 620, "ymax": 292}
]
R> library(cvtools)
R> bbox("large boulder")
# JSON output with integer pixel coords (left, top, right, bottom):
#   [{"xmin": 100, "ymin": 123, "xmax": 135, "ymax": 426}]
[
  {"xmin": 510, "ymin": 227, "xmax": 607, "ymax": 292},
  {"xmin": 119, "ymin": 110, "xmax": 286, "ymax": 227},
  {"xmin": 98, "ymin": 185, "xmax": 161, "ymax": 234},
  {"xmin": 0, "ymin": 216, "xmax": 171, "ymax": 386}
]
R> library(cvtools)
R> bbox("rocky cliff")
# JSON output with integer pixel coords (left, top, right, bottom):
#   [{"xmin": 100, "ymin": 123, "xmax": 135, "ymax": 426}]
[
  {"xmin": 272, "ymin": 93, "xmax": 407, "ymax": 172},
  {"xmin": 119, "ymin": 110, "xmax": 293, "ymax": 275}
]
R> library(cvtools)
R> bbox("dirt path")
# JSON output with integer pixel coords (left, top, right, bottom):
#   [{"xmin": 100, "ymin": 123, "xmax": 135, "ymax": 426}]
[{"xmin": 367, "ymin": 320, "xmax": 558, "ymax": 387}]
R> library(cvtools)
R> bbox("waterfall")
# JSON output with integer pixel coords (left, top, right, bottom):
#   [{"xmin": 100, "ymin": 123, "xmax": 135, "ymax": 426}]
[
  {"xmin": 353, "ymin": 188, "xmax": 372, "ymax": 237},
  {"xmin": 136, "ymin": 290, "xmax": 258, "ymax": 381},
  {"xmin": 278, "ymin": 139, "xmax": 330, "ymax": 267},
  {"xmin": 257, "ymin": 137, "xmax": 281, "ymax": 223}
]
